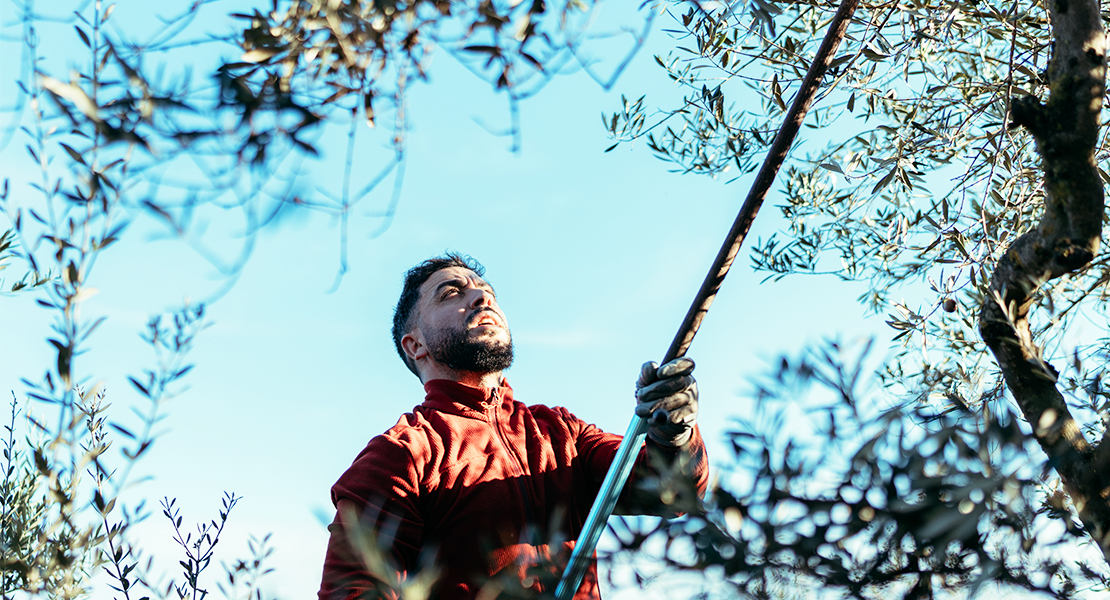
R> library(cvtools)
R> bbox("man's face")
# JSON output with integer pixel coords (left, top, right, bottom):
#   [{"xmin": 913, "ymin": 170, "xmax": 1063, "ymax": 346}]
[{"xmin": 412, "ymin": 266, "xmax": 513, "ymax": 373}]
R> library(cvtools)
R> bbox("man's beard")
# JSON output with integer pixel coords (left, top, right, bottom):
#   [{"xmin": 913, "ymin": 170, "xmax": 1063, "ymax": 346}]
[{"xmin": 426, "ymin": 326, "xmax": 514, "ymax": 374}]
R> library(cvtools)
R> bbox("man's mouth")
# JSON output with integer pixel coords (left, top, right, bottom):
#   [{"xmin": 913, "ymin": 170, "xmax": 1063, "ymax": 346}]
[{"xmin": 470, "ymin": 311, "xmax": 501, "ymax": 329}]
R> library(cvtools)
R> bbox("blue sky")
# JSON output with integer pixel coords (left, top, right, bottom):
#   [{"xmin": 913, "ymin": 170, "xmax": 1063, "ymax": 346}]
[{"xmin": 0, "ymin": 0, "xmax": 888, "ymax": 597}]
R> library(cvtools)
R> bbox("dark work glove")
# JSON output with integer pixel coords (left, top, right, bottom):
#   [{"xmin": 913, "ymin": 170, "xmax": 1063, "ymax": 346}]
[{"xmin": 634, "ymin": 357, "xmax": 698, "ymax": 447}]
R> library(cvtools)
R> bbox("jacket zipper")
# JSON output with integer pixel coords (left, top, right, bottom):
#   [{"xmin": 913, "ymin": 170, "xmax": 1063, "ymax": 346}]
[{"xmin": 489, "ymin": 389, "xmax": 537, "ymax": 538}]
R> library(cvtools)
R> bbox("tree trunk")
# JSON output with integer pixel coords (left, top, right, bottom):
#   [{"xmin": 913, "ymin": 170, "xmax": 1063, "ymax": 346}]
[{"xmin": 979, "ymin": 0, "xmax": 1110, "ymax": 563}]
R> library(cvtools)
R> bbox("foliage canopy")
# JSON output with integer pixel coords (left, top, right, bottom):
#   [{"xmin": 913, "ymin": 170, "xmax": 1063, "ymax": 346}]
[
  {"xmin": 4, "ymin": 0, "xmax": 1110, "ymax": 596},
  {"xmin": 601, "ymin": 0, "xmax": 1110, "ymax": 596}
]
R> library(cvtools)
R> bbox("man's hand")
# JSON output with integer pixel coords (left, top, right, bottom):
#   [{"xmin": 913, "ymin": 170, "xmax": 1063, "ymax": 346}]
[{"xmin": 635, "ymin": 357, "xmax": 698, "ymax": 447}]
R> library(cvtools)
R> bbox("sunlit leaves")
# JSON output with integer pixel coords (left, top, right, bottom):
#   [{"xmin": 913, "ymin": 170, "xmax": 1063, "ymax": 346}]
[
  {"xmin": 607, "ymin": 0, "xmax": 1076, "ymax": 385},
  {"xmin": 228, "ymin": 0, "xmax": 592, "ymax": 132}
]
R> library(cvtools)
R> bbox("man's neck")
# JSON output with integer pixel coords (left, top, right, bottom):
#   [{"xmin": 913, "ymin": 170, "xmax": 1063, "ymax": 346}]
[
  {"xmin": 451, "ymin": 370, "xmax": 503, "ymax": 389},
  {"xmin": 421, "ymin": 365, "xmax": 503, "ymax": 389}
]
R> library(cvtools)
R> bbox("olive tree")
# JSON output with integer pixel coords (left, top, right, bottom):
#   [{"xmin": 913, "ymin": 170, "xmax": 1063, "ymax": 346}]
[
  {"xmin": 598, "ymin": 0, "xmax": 1110, "ymax": 595},
  {"xmin": 0, "ymin": 0, "xmax": 290, "ymax": 596}
]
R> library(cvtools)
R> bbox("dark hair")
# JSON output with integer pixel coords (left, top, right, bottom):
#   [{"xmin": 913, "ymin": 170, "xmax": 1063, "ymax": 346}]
[{"xmin": 392, "ymin": 252, "xmax": 486, "ymax": 376}]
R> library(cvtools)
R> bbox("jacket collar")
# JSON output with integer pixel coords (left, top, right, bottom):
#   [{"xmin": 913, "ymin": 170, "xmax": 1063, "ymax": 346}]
[{"xmin": 423, "ymin": 378, "xmax": 515, "ymax": 418}]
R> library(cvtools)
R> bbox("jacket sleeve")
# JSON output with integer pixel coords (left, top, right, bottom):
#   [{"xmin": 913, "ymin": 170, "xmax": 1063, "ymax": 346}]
[
  {"xmin": 318, "ymin": 434, "xmax": 427, "ymax": 600},
  {"xmin": 569, "ymin": 411, "xmax": 709, "ymax": 516}
]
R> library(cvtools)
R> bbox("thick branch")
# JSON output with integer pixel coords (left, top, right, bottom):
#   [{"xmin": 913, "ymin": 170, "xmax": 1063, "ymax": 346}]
[{"xmin": 979, "ymin": 0, "xmax": 1110, "ymax": 562}]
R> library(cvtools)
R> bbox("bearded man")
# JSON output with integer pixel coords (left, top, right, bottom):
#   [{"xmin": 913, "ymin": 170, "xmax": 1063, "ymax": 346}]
[{"xmin": 318, "ymin": 253, "xmax": 708, "ymax": 600}]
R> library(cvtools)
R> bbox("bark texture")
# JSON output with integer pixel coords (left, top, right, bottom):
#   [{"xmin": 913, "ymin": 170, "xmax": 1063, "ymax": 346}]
[{"xmin": 979, "ymin": 0, "xmax": 1110, "ymax": 561}]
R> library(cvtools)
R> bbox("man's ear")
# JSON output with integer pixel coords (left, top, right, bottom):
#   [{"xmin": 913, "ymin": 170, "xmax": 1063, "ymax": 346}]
[{"xmin": 401, "ymin": 329, "xmax": 428, "ymax": 364}]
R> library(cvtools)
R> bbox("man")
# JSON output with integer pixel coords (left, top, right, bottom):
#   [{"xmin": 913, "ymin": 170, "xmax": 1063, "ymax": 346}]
[{"xmin": 319, "ymin": 253, "xmax": 708, "ymax": 600}]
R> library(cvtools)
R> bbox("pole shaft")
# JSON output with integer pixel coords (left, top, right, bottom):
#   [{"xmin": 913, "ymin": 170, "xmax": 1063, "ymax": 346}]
[{"xmin": 555, "ymin": 1, "xmax": 861, "ymax": 597}]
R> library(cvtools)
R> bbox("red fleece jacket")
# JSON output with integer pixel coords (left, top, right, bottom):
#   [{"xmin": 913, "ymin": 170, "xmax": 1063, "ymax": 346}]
[{"xmin": 318, "ymin": 379, "xmax": 708, "ymax": 600}]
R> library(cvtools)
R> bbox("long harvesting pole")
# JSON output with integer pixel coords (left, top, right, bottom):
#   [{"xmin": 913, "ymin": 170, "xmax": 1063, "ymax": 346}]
[{"xmin": 554, "ymin": 0, "xmax": 863, "ymax": 596}]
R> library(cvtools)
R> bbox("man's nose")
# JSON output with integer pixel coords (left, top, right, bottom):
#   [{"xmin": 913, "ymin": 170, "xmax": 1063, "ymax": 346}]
[{"xmin": 469, "ymin": 288, "xmax": 494, "ymax": 308}]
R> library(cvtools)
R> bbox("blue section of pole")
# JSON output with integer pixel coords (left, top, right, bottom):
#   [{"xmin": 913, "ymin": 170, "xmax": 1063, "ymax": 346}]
[{"xmin": 554, "ymin": 417, "xmax": 649, "ymax": 600}]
